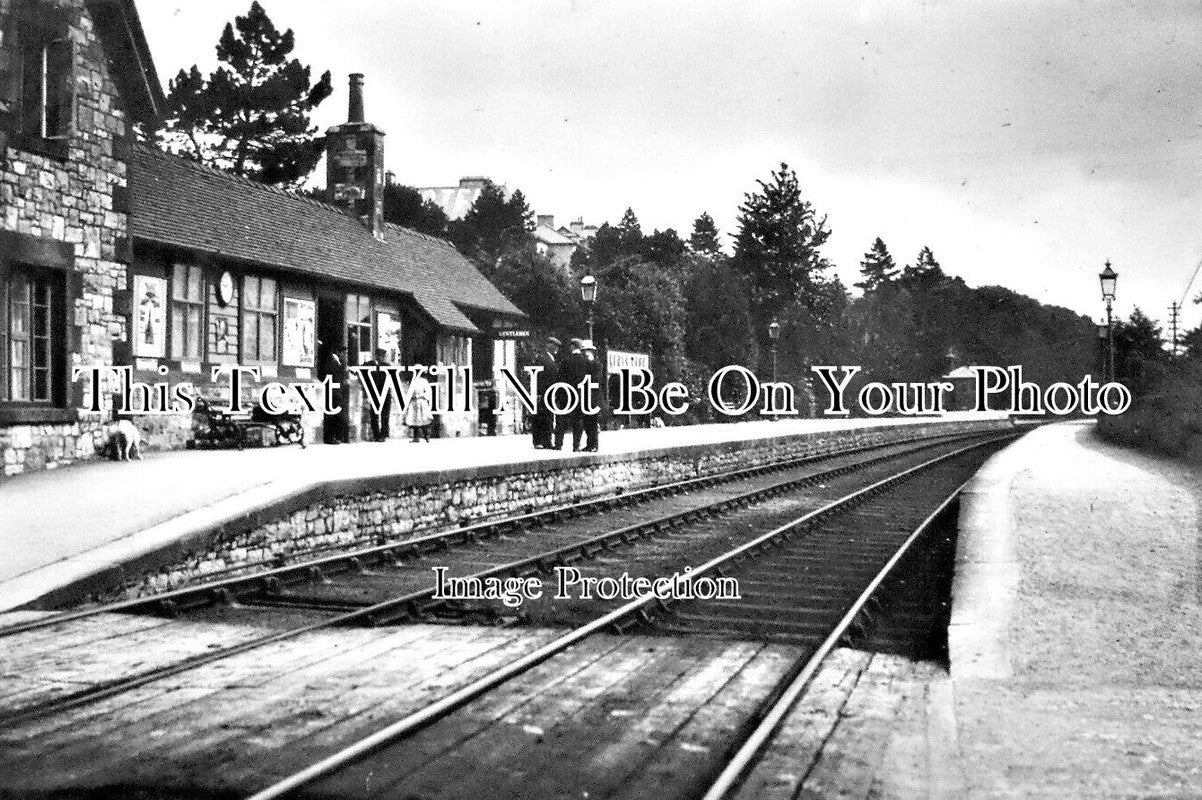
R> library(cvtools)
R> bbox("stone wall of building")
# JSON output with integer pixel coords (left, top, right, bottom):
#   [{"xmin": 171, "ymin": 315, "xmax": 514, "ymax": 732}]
[
  {"xmin": 112, "ymin": 418, "xmax": 1014, "ymax": 599},
  {"xmin": 0, "ymin": 0, "xmax": 131, "ymax": 477}
]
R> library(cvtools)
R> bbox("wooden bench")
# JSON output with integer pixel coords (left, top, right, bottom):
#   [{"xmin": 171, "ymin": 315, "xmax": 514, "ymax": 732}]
[{"xmin": 190, "ymin": 396, "xmax": 306, "ymax": 449}]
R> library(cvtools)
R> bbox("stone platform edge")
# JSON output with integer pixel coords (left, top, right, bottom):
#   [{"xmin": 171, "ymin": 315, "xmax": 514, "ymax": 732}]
[
  {"xmin": 14, "ymin": 418, "xmax": 1014, "ymax": 611},
  {"xmin": 949, "ymin": 429, "xmax": 1029, "ymax": 680}
]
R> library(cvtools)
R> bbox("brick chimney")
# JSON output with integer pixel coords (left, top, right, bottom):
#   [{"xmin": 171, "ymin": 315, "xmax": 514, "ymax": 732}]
[{"xmin": 326, "ymin": 73, "xmax": 386, "ymax": 239}]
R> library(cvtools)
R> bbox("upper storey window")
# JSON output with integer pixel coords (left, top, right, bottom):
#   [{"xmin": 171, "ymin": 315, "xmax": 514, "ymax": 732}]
[{"xmin": 1, "ymin": 3, "xmax": 74, "ymax": 159}]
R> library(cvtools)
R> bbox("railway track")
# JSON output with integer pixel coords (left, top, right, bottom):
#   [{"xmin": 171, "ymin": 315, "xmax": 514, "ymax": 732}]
[
  {"xmin": 0, "ymin": 430, "xmax": 993, "ymax": 729},
  {"xmin": 0, "ymin": 429, "xmax": 1016, "ymax": 800},
  {"xmin": 234, "ymin": 434, "xmax": 1014, "ymax": 800},
  {"xmin": 0, "ymin": 429, "xmax": 980, "ymax": 639}
]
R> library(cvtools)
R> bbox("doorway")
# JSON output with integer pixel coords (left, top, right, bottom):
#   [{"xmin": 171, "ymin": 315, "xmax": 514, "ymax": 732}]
[{"xmin": 316, "ymin": 295, "xmax": 348, "ymax": 444}]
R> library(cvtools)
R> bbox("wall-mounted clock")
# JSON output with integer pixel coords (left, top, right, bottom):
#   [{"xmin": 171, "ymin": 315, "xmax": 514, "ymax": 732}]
[{"xmin": 217, "ymin": 271, "xmax": 235, "ymax": 306}]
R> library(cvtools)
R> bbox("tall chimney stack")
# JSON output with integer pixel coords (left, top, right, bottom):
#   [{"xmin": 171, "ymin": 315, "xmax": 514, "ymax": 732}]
[
  {"xmin": 347, "ymin": 73, "xmax": 365, "ymax": 123},
  {"xmin": 325, "ymin": 73, "xmax": 386, "ymax": 240}
]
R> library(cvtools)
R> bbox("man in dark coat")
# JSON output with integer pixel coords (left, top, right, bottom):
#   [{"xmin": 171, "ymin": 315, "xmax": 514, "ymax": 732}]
[
  {"xmin": 532, "ymin": 336, "xmax": 560, "ymax": 448},
  {"xmin": 364, "ymin": 348, "xmax": 392, "ymax": 442},
  {"xmin": 581, "ymin": 342, "xmax": 603, "ymax": 452},
  {"xmin": 321, "ymin": 344, "xmax": 350, "ymax": 444},
  {"xmin": 555, "ymin": 338, "xmax": 588, "ymax": 451}
]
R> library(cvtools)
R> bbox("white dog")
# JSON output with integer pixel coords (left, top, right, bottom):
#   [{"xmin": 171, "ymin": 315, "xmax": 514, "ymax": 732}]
[{"xmin": 108, "ymin": 419, "xmax": 143, "ymax": 461}]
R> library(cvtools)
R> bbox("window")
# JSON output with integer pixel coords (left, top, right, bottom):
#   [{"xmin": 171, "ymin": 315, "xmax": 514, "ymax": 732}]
[
  {"xmin": 2, "ymin": 267, "xmax": 62, "ymax": 403},
  {"xmin": 345, "ymin": 294, "xmax": 372, "ymax": 367},
  {"xmin": 11, "ymin": 9, "xmax": 73, "ymax": 157},
  {"xmin": 170, "ymin": 263, "xmax": 204, "ymax": 360},
  {"xmin": 241, "ymin": 276, "xmax": 277, "ymax": 362}
]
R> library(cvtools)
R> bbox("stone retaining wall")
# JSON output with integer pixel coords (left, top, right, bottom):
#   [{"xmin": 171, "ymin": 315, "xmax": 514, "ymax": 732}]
[{"xmin": 121, "ymin": 419, "xmax": 1013, "ymax": 599}]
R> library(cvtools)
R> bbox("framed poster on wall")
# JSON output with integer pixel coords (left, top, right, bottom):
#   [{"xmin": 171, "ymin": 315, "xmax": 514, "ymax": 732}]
[
  {"xmin": 132, "ymin": 275, "xmax": 167, "ymax": 357},
  {"xmin": 283, "ymin": 297, "xmax": 316, "ymax": 367}
]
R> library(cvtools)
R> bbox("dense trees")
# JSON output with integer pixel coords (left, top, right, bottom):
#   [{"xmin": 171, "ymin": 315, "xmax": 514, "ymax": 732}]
[
  {"xmin": 154, "ymin": 2, "xmax": 333, "ymax": 186},
  {"xmin": 449, "ymin": 183, "xmax": 533, "ymax": 267},
  {"xmin": 382, "ymin": 184, "xmax": 450, "ymax": 238},
  {"xmin": 452, "ymin": 161, "xmax": 1106, "ymax": 421}
]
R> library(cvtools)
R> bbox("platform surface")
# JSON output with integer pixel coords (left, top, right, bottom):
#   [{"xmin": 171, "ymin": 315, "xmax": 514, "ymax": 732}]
[
  {"xmin": 950, "ymin": 421, "xmax": 1202, "ymax": 798},
  {"xmin": 0, "ymin": 414, "xmax": 998, "ymax": 613}
]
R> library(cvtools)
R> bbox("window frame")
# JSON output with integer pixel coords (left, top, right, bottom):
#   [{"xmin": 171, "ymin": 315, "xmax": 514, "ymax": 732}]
[
  {"xmin": 345, "ymin": 293, "xmax": 373, "ymax": 367},
  {"xmin": 240, "ymin": 274, "xmax": 279, "ymax": 364},
  {"xmin": 9, "ymin": 5, "xmax": 74, "ymax": 161},
  {"xmin": 169, "ymin": 262, "xmax": 205, "ymax": 363},
  {"xmin": 0, "ymin": 263, "xmax": 66, "ymax": 408}
]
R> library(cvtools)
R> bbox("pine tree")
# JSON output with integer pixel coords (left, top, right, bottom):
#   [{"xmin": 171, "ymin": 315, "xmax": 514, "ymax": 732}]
[
  {"xmin": 155, "ymin": 2, "xmax": 333, "ymax": 186},
  {"xmin": 903, "ymin": 246, "xmax": 941, "ymax": 281},
  {"xmin": 732, "ymin": 163, "xmax": 832, "ymax": 324},
  {"xmin": 618, "ymin": 207, "xmax": 642, "ymax": 238},
  {"xmin": 689, "ymin": 212, "xmax": 722, "ymax": 255},
  {"xmin": 856, "ymin": 237, "xmax": 899, "ymax": 292}
]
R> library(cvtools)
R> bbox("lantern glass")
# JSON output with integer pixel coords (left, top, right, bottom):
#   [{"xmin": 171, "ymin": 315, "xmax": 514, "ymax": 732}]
[
  {"xmin": 768, "ymin": 320, "xmax": 781, "ymax": 341},
  {"xmin": 1099, "ymin": 262, "xmax": 1117, "ymax": 301},
  {"xmin": 580, "ymin": 275, "xmax": 597, "ymax": 304}
]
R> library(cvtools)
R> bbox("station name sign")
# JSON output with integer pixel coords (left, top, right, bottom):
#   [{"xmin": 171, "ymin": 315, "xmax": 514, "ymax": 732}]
[
  {"xmin": 606, "ymin": 349, "xmax": 649, "ymax": 374},
  {"xmin": 491, "ymin": 320, "xmax": 530, "ymax": 339}
]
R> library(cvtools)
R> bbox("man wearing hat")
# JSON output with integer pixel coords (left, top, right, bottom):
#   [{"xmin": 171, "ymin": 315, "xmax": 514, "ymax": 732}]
[
  {"xmin": 580, "ymin": 341, "xmax": 602, "ymax": 451},
  {"xmin": 555, "ymin": 338, "xmax": 588, "ymax": 451},
  {"xmin": 531, "ymin": 336, "xmax": 560, "ymax": 448}
]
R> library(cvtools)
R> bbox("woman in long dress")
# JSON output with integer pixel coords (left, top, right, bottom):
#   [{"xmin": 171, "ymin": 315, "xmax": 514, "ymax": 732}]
[{"xmin": 404, "ymin": 370, "xmax": 434, "ymax": 442}]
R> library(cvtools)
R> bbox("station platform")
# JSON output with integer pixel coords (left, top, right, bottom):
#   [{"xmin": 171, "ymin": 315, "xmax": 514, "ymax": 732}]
[
  {"xmin": 948, "ymin": 420, "xmax": 1202, "ymax": 797},
  {"xmin": 0, "ymin": 414, "xmax": 1006, "ymax": 613}
]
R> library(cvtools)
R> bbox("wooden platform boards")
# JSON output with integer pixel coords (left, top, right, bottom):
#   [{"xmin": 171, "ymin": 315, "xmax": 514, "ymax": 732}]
[{"xmin": 0, "ymin": 611, "xmax": 952, "ymax": 799}]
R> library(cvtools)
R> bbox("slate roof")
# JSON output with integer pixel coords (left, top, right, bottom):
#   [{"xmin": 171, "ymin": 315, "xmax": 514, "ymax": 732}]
[
  {"xmin": 130, "ymin": 146, "xmax": 523, "ymax": 333},
  {"xmin": 533, "ymin": 224, "xmax": 576, "ymax": 247}
]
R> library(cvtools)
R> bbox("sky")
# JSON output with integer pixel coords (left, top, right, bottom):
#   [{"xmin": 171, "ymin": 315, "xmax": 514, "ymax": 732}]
[{"xmin": 138, "ymin": 1, "xmax": 1202, "ymax": 337}]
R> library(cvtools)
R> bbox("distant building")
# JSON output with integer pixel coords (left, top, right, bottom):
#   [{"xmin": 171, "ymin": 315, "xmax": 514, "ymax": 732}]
[
  {"xmin": 531, "ymin": 215, "xmax": 600, "ymax": 270},
  {"xmin": 532, "ymin": 215, "xmax": 578, "ymax": 269},
  {"xmin": 418, "ymin": 177, "xmax": 503, "ymax": 220},
  {"xmin": 560, "ymin": 218, "xmax": 599, "ymax": 245},
  {"xmin": 942, "ymin": 365, "xmax": 978, "ymax": 411}
]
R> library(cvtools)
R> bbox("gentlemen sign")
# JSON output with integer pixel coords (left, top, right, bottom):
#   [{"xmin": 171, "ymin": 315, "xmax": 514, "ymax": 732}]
[
  {"xmin": 606, "ymin": 349, "xmax": 649, "ymax": 374},
  {"xmin": 491, "ymin": 319, "xmax": 530, "ymax": 339}
]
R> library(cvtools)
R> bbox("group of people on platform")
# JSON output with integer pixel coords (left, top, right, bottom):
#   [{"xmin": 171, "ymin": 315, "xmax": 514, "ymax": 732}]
[
  {"xmin": 531, "ymin": 336, "xmax": 603, "ymax": 453},
  {"xmin": 321, "ymin": 336, "xmax": 606, "ymax": 450},
  {"xmin": 321, "ymin": 346, "xmax": 434, "ymax": 445}
]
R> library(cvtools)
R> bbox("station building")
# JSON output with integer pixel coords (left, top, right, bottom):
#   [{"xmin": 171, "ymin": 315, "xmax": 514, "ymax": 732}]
[{"xmin": 0, "ymin": 0, "xmax": 525, "ymax": 478}]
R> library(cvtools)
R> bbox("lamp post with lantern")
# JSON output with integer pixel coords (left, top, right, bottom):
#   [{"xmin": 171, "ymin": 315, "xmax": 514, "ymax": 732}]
[
  {"xmin": 768, "ymin": 318, "xmax": 781, "ymax": 383},
  {"xmin": 1099, "ymin": 261, "xmax": 1117, "ymax": 382},
  {"xmin": 579, "ymin": 274, "xmax": 597, "ymax": 343}
]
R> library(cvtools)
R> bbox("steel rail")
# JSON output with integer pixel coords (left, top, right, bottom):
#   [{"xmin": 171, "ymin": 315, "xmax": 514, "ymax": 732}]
[
  {"xmin": 0, "ymin": 429, "xmax": 976, "ymax": 639},
  {"xmin": 698, "ymin": 476, "xmax": 972, "ymax": 800},
  {"xmin": 242, "ymin": 434, "xmax": 1014, "ymax": 800},
  {"xmin": 0, "ymin": 433, "xmax": 992, "ymax": 727}
]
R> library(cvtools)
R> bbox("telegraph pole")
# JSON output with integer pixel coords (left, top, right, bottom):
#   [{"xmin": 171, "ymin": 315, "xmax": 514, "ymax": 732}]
[{"xmin": 1168, "ymin": 301, "xmax": 1181, "ymax": 357}]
